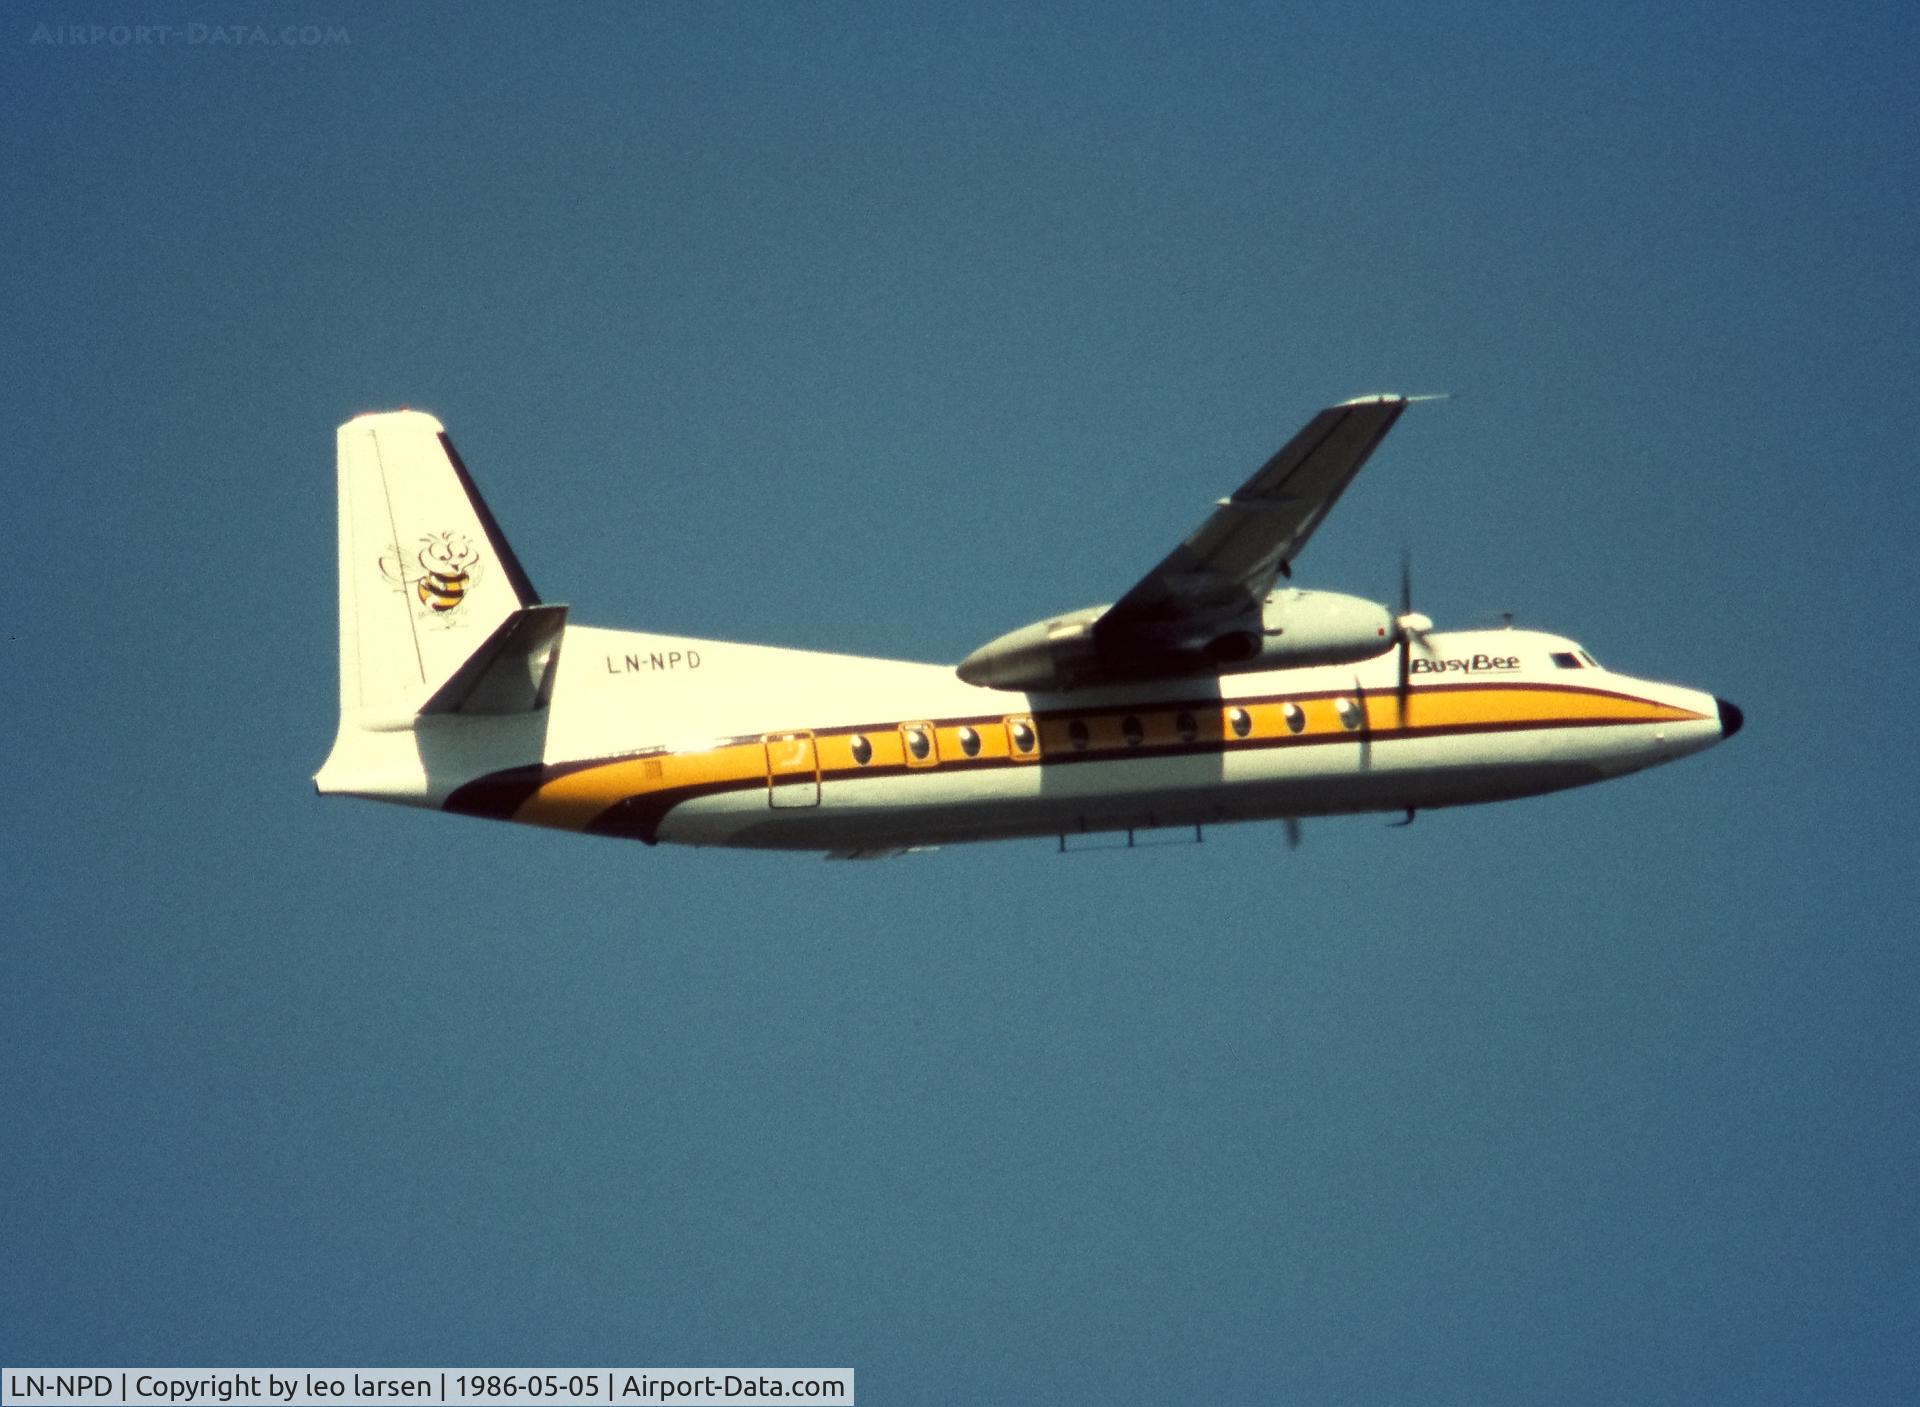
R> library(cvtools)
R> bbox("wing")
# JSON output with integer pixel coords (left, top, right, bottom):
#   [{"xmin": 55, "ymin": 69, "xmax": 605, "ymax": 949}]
[
  {"xmin": 956, "ymin": 395, "xmax": 1418, "ymax": 690},
  {"xmin": 1095, "ymin": 394, "xmax": 1410, "ymax": 645}
]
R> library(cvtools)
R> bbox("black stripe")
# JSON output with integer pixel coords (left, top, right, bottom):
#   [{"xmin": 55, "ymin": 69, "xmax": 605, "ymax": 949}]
[
  {"xmin": 443, "ymin": 758, "xmax": 602, "ymax": 820},
  {"xmin": 446, "ymin": 684, "xmax": 1694, "ymax": 837},
  {"xmin": 438, "ymin": 431, "xmax": 541, "ymax": 607},
  {"xmin": 584, "ymin": 779, "xmax": 743, "ymax": 844},
  {"xmin": 804, "ymin": 679, "xmax": 1669, "ymax": 744},
  {"xmin": 572, "ymin": 708, "xmax": 1681, "ymax": 841}
]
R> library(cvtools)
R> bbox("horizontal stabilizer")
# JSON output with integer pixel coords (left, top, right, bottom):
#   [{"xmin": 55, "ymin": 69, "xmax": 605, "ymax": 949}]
[{"xmin": 419, "ymin": 604, "xmax": 569, "ymax": 716}]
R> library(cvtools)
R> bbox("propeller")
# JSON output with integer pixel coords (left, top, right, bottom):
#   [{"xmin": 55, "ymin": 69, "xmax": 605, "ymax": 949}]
[
  {"xmin": 1355, "ymin": 676, "xmax": 1372, "ymax": 770},
  {"xmin": 1393, "ymin": 550, "xmax": 1435, "ymax": 725}
]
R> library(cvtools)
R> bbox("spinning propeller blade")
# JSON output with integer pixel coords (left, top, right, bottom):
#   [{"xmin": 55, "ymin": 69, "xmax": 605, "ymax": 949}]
[{"xmin": 1393, "ymin": 550, "xmax": 1434, "ymax": 725}]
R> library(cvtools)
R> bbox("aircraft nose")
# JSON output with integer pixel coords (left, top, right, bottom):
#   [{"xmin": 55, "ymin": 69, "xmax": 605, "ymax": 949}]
[{"xmin": 1716, "ymin": 697, "xmax": 1744, "ymax": 739}]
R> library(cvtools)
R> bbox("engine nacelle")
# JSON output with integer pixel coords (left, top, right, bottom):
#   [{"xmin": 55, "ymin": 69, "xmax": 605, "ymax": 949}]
[
  {"xmin": 955, "ymin": 604, "xmax": 1108, "ymax": 691},
  {"xmin": 956, "ymin": 589, "xmax": 1395, "ymax": 691}
]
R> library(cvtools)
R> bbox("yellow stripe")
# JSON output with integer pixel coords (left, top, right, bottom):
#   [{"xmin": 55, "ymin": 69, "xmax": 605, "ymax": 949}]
[
  {"xmin": 501, "ymin": 685, "xmax": 1707, "ymax": 832},
  {"xmin": 511, "ymin": 743, "xmax": 764, "ymax": 830},
  {"xmin": 1366, "ymin": 685, "xmax": 1702, "ymax": 731}
]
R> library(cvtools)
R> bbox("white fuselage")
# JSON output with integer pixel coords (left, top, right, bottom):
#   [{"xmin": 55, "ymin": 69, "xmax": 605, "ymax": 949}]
[{"xmin": 319, "ymin": 624, "xmax": 1732, "ymax": 854}]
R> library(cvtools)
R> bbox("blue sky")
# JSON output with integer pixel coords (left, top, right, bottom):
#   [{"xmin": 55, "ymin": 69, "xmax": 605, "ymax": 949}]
[{"xmin": 4, "ymin": 3, "xmax": 1916, "ymax": 1402}]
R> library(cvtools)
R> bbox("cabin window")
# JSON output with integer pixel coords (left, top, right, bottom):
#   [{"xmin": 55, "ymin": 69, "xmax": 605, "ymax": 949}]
[
  {"xmin": 1551, "ymin": 651, "xmax": 1582, "ymax": 669},
  {"xmin": 1336, "ymin": 697, "xmax": 1364, "ymax": 730},
  {"xmin": 1122, "ymin": 716, "xmax": 1144, "ymax": 746},
  {"xmin": 1228, "ymin": 707, "xmax": 1252, "ymax": 738},
  {"xmin": 958, "ymin": 725, "xmax": 981, "ymax": 757},
  {"xmin": 1176, "ymin": 711, "xmax": 1198, "ymax": 743},
  {"xmin": 850, "ymin": 733, "xmax": 873, "ymax": 766},
  {"xmin": 1068, "ymin": 720, "xmax": 1090, "ymax": 751},
  {"xmin": 906, "ymin": 726, "xmax": 931, "ymax": 760},
  {"xmin": 1009, "ymin": 719, "xmax": 1036, "ymax": 755},
  {"xmin": 1283, "ymin": 702, "xmax": 1305, "ymax": 734}
]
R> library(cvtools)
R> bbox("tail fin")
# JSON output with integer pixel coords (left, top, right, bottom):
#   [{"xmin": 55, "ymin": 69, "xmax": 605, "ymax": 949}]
[{"xmin": 332, "ymin": 410, "xmax": 548, "ymax": 717}]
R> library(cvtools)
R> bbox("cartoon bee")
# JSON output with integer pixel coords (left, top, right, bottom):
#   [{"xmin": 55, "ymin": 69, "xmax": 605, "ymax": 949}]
[
  {"xmin": 379, "ymin": 532, "xmax": 484, "ymax": 619},
  {"xmin": 414, "ymin": 531, "xmax": 482, "ymax": 612}
]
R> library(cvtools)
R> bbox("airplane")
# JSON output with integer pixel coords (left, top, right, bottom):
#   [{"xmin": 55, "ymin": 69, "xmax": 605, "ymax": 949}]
[{"xmin": 315, "ymin": 395, "xmax": 1742, "ymax": 857}]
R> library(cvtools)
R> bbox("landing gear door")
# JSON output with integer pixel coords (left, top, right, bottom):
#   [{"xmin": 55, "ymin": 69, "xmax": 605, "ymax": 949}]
[{"xmin": 764, "ymin": 731, "xmax": 820, "ymax": 808}]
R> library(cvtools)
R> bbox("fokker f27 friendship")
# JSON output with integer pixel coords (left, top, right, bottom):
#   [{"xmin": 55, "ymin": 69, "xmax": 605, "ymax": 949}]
[{"xmin": 316, "ymin": 396, "xmax": 1741, "ymax": 856}]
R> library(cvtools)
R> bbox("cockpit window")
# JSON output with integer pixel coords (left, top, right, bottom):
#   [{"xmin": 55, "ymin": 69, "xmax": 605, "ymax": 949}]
[
  {"xmin": 1550, "ymin": 651, "xmax": 1582, "ymax": 669},
  {"xmin": 1579, "ymin": 650, "xmax": 1601, "ymax": 668}
]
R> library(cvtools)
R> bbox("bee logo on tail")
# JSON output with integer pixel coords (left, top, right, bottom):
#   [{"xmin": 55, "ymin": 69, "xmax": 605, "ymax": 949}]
[{"xmin": 379, "ymin": 532, "xmax": 485, "ymax": 623}]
